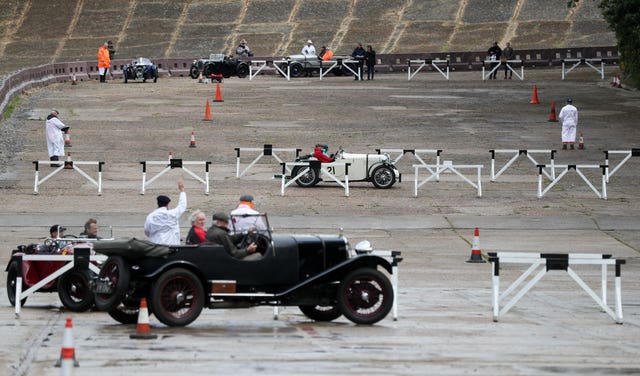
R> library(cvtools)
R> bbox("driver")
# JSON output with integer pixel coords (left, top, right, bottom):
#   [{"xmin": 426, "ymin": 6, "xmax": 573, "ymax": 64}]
[
  {"xmin": 205, "ymin": 212, "xmax": 262, "ymax": 261},
  {"xmin": 313, "ymin": 144, "xmax": 333, "ymax": 162}
]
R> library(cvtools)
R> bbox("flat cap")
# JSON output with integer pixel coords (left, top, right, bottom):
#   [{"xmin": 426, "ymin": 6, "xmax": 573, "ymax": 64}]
[
  {"xmin": 157, "ymin": 195, "xmax": 171, "ymax": 206},
  {"xmin": 239, "ymin": 194, "xmax": 254, "ymax": 202},
  {"xmin": 212, "ymin": 212, "xmax": 229, "ymax": 221}
]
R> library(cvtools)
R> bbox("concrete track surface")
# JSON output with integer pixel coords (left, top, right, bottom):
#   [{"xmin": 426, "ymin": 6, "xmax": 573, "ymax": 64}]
[{"xmin": 1, "ymin": 68, "xmax": 640, "ymax": 375}]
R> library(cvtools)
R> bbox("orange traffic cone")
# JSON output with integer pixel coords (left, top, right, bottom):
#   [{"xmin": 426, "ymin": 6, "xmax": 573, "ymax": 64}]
[
  {"xmin": 168, "ymin": 151, "xmax": 174, "ymax": 161},
  {"xmin": 71, "ymin": 73, "xmax": 77, "ymax": 86},
  {"xmin": 64, "ymin": 129, "xmax": 72, "ymax": 147},
  {"xmin": 203, "ymin": 99, "xmax": 212, "ymax": 121},
  {"xmin": 548, "ymin": 100, "xmax": 558, "ymax": 122},
  {"xmin": 189, "ymin": 130, "xmax": 197, "ymax": 148},
  {"xmin": 55, "ymin": 317, "xmax": 79, "ymax": 371},
  {"xmin": 63, "ymin": 152, "xmax": 73, "ymax": 169},
  {"xmin": 578, "ymin": 133, "xmax": 584, "ymax": 149},
  {"xmin": 130, "ymin": 298, "xmax": 157, "ymax": 340},
  {"xmin": 466, "ymin": 227, "xmax": 486, "ymax": 263},
  {"xmin": 214, "ymin": 82, "xmax": 224, "ymax": 102},
  {"xmin": 530, "ymin": 85, "xmax": 540, "ymax": 104}
]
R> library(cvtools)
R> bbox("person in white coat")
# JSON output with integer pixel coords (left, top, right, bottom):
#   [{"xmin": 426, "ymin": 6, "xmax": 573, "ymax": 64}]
[
  {"xmin": 45, "ymin": 109, "xmax": 68, "ymax": 164},
  {"xmin": 230, "ymin": 194, "xmax": 267, "ymax": 234},
  {"xmin": 144, "ymin": 179, "xmax": 187, "ymax": 245},
  {"xmin": 301, "ymin": 40, "xmax": 316, "ymax": 57},
  {"xmin": 558, "ymin": 97, "xmax": 578, "ymax": 149}
]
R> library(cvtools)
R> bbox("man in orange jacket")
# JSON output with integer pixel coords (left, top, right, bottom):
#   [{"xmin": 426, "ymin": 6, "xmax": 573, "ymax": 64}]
[{"xmin": 97, "ymin": 42, "xmax": 111, "ymax": 83}]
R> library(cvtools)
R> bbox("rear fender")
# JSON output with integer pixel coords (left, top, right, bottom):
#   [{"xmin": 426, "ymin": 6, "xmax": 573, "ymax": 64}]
[{"xmin": 143, "ymin": 260, "xmax": 206, "ymax": 284}]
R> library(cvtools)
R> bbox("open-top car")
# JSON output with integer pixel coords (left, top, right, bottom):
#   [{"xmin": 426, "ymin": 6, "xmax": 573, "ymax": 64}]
[
  {"xmin": 123, "ymin": 57, "xmax": 158, "ymax": 83},
  {"xmin": 190, "ymin": 54, "xmax": 249, "ymax": 80},
  {"xmin": 277, "ymin": 55, "xmax": 360, "ymax": 78},
  {"xmin": 91, "ymin": 216, "xmax": 401, "ymax": 327},
  {"xmin": 291, "ymin": 147, "xmax": 401, "ymax": 189}
]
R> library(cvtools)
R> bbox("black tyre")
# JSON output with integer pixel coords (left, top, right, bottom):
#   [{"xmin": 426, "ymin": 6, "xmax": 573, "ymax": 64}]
[
  {"xmin": 289, "ymin": 62, "xmax": 304, "ymax": 78},
  {"xmin": 57, "ymin": 270, "xmax": 94, "ymax": 312},
  {"xmin": 6, "ymin": 261, "xmax": 27, "ymax": 307},
  {"xmin": 292, "ymin": 166, "xmax": 320, "ymax": 188},
  {"xmin": 236, "ymin": 64, "xmax": 249, "ymax": 78},
  {"xmin": 299, "ymin": 305, "xmax": 342, "ymax": 322},
  {"xmin": 150, "ymin": 268, "xmax": 204, "ymax": 327},
  {"xmin": 94, "ymin": 256, "xmax": 130, "ymax": 312},
  {"xmin": 108, "ymin": 301, "xmax": 142, "ymax": 325},
  {"xmin": 371, "ymin": 165, "xmax": 396, "ymax": 189},
  {"xmin": 189, "ymin": 66, "xmax": 200, "ymax": 79},
  {"xmin": 337, "ymin": 268, "xmax": 394, "ymax": 325}
]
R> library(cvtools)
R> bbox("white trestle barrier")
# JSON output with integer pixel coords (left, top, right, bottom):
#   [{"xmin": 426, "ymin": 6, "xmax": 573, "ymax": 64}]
[
  {"xmin": 279, "ymin": 161, "xmax": 351, "ymax": 196},
  {"xmin": 320, "ymin": 58, "xmax": 362, "ymax": 80},
  {"xmin": 235, "ymin": 145, "xmax": 302, "ymax": 178},
  {"xmin": 407, "ymin": 59, "xmax": 450, "ymax": 80},
  {"xmin": 140, "ymin": 157, "xmax": 211, "ymax": 195},
  {"xmin": 249, "ymin": 59, "xmax": 291, "ymax": 81},
  {"xmin": 490, "ymin": 149, "xmax": 556, "ymax": 182},
  {"xmin": 33, "ymin": 160, "xmax": 105, "ymax": 195},
  {"xmin": 489, "ymin": 252, "xmax": 625, "ymax": 324},
  {"xmin": 562, "ymin": 58, "xmax": 605, "ymax": 80},
  {"xmin": 603, "ymin": 148, "xmax": 640, "ymax": 182},
  {"xmin": 536, "ymin": 164, "xmax": 608, "ymax": 199},
  {"xmin": 376, "ymin": 148, "xmax": 442, "ymax": 180},
  {"xmin": 414, "ymin": 162, "xmax": 483, "ymax": 197},
  {"xmin": 482, "ymin": 60, "xmax": 525, "ymax": 80}
]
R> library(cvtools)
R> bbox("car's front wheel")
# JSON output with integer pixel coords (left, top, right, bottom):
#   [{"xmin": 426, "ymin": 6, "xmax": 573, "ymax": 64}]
[
  {"xmin": 371, "ymin": 165, "xmax": 396, "ymax": 189},
  {"xmin": 57, "ymin": 270, "xmax": 94, "ymax": 312},
  {"xmin": 236, "ymin": 64, "xmax": 249, "ymax": 78},
  {"xmin": 289, "ymin": 62, "xmax": 304, "ymax": 77},
  {"xmin": 337, "ymin": 268, "xmax": 394, "ymax": 325},
  {"xmin": 292, "ymin": 166, "xmax": 320, "ymax": 187},
  {"xmin": 299, "ymin": 305, "xmax": 342, "ymax": 322},
  {"xmin": 150, "ymin": 268, "xmax": 204, "ymax": 327},
  {"xmin": 6, "ymin": 260, "xmax": 27, "ymax": 307},
  {"xmin": 189, "ymin": 66, "xmax": 200, "ymax": 79}
]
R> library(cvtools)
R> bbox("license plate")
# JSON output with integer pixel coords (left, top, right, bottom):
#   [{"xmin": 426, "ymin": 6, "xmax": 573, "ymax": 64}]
[{"xmin": 94, "ymin": 280, "xmax": 113, "ymax": 294}]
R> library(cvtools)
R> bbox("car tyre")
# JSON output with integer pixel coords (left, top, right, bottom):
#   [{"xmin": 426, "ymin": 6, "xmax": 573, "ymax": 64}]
[
  {"xmin": 94, "ymin": 256, "xmax": 130, "ymax": 312},
  {"xmin": 6, "ymin": 260, "xmax": 27, "ymax": 307},
  {"xmin": 371, "ymin": 165, "xmax": 396, "ymax": 189},
  {"xmin": 292, "ymin": 166, "xmax": 320, "ymax": 187},
  {"xmin": 108, "ymin": 300, "xmax": 145, "ymax": 325},
  {"xmin": 150, "ymin": 268, "xmax": 204, "ymax": 327},
  {"xmin": 337, "ymin": 268, "xmax": 394, "ymax": 325},
  {"xmin": 290, "ymin": 62, "xmax": 304, "ymax": 78},
  {"xmin": 236, "ymin": 64, "xmax": 249, "ymax": 78},
  {"xmin": 299, "ymin": 305, "xmax": 342, "ymax": 322},
  {"xmin": 189, "ymin": 66, "xmax": 200, "ymax": 79},
  {"xmin": 57, "ymin": 270, "xmax": 94, "ymax": 312}
]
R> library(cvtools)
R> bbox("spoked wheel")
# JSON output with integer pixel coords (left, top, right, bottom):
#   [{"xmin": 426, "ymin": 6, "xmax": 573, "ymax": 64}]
[
  {"xmin": 6, "ymin": 261, "xmax": 27, "ymax": 307},
  {"xmin": 57, "ymin": 270, "xmax": 94, "ymax": 312},
  {"xmin": 150, "ymin": 268, "xmax": 204, "ymax": 327},
  {"xmin": 108, "ymin": 299, "xmax": 145, "ymax": 325},
  {"xmin": 94, "ymin": 256, "xmax": 130, "ymax": 311},
  {"xmin": 289, "ymin": 62, "xmax": 304, "ymax": 77},
  {"xmin": 189, "ymin": 66, "xmax": 199, "ymax": 79},
  {"xmin": 236, "ymin": 64, "xmax": 249, "ymax": 78},
  {"xmin": 292, "ymin": 166, "xmax": 320, "ymax": 187},
  {"xmin": 299, "ymin": 305, "xmax": 342, "ymax": 322},
  {"xmin": 371, "ymin": 165, "xmax": 396, "ymax": 189},
  {"xmin": 337, "ymin": 268, "xmax": 394, "ymax": 325}
]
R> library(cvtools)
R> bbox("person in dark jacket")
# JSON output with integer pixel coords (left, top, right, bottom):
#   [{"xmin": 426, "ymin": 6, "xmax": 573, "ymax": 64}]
[
  {"xmin": 351, "ymin": 43, "xmax": 366, "ymax": 80},
  {"xmin": 365, "ymin": 45, "xmax": 376, "ymax": 80},
  {"xmin": 205, "ymin": 212, "xmax": 261, "ymax": 260},
  {"xmin": 487, "ymin": 41, "xmax": 502, "ymax": 79}
]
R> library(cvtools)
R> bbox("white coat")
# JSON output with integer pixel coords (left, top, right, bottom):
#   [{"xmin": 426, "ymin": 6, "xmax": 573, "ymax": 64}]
[
  {"xmin": 302, "ymin": 44, "xmax": 316, "ymax": 57},
  {"xmin": 230, "ymin": 204, "xmax": 267, "ymax": 234},
  {"xmin": 144, "ymin": 192, "xmax": 187, "ymax": 245},
  {"xmin": 558, "ymin": 104, "xmax": 578, "ymax": 143},
  {"xmin": 45, "ymin": 115, "xmax": 67, "ymax": 157}
]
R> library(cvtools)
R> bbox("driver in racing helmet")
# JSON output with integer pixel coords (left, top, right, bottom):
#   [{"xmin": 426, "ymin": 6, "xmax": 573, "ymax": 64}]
[{"xmin": 313, "ymin": 144, "xmax": 334, "ymax": 163}]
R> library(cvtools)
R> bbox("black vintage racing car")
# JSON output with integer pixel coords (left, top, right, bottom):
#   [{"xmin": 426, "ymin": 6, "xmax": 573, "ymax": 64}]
[
  {"xmin": 92, "ymin": 215, "xmax": 401, "ymax": 327},
  {"xmin": 122, "ymin": 57, "xmax": 158, "ymax": 83},
  {"xmin": 189, "ymin": 54, "xmax": 249, "ymax": 80}
]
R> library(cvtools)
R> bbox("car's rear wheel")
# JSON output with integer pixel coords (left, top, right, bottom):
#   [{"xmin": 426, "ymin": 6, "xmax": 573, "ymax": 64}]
[
  {"xmin": 150, "ymin": 268, "xmax": 204, "ymax": 327},
  {"xmin": 108, "ymin": 300, "xmax": 144, "ymax": 324},
  {"xmin": 290, "ymin": 62, "xmax": 304, "ymax": 77},
  {"xmin": 94, "ymin": 256, "xmax": 130, "ymax": 311},
  {"xmin": 57, "ymin": 270, "xmax": 94, "ymax": 312},
  {"xmin": 189, "ymin": 66, "xmax": 199, "ymax": 79},
  {"xmin": 299, "ymin": 305, "xmax": 342, "ymax": 322},
  {"xmin": 6, "ymin": 261, "xmax": 27, "ymax": 307},
  {"xmin": 371, "ymin": 165, "xmax": 396, "ymax": 189},
  {"xmin": 236, "ymin": 64, "xmax": 249, "ymax": 78},
  {"xmin": 337, "ymin": 268, "xmax": 394, "ymax": 325},
  {"xmin": 292, "ymin": 166, "xmax": 320, "ymax": 187}
]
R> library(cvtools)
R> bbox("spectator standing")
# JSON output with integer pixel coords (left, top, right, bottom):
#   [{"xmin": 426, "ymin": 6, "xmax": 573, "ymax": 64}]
[
  {"xmin": 230, "ymin": 194, "xmax": 267, "ymax": 234},
  {"xmin": 236, "ymin": 39, "xmax": 253, "ymax": 57},
  {"xmin": 487, "ymin": 41, "xmax": 502, "ymax": 79},
  {"xmin": 301, "ymin": 40, "xmax": 316, "ymax": 57},
  {"xmin": 45, "ymin": 109, "xmax": 68, "ymax": 165},
  {"xmin": 365, "ymin": 45, "xmax": 376, "ymax": 80},
  {"xmin": 185, "ymin": 210, "xmax": 207, "ymax": 245},
  {"xmin": 107, "ymin": 40, "xmax": 116, "ymax": 78},
  {"xmin": 97, "ymin": 42, "xmax": 111, "ymax": 83},
  {"xmin": 144, "ymin": 179, "xmax": 187, "ymax": 245},
  {"xmin": 558, "ymin": 98, "xmax": 578, "ymax": 150},
  {"xmin": 351, "ymin": 43, "xmax": 366, "ymax": 80},
  {"xmin": 503, "ymin": 42, "xmax": 515, "ymax": 79}
]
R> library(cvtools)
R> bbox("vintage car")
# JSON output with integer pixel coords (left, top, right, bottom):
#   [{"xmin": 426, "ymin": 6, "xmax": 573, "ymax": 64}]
[
  {"xmin": 277, "ymin": 54, "xmax": 361, "ymax": 78},
  {"xmin": 290, "ymin": 147, "xmax": 401, "ymax": 189},
  {"xmin": 91, "ymin": 217, "xmax": 401, "ymax": 327},
  {"xmin": 6, "ymin": 238, "xmax": 99, "ymax": 312},
  {"xmin": 123, "ymin": 57, "xmax": 158, "ymax": 83},
  {"xmin": 189, "ymin": 54, "xmax": 249, "ymax": 80}
]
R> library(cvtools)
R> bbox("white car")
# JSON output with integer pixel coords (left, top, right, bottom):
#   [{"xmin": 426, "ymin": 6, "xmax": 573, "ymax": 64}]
[
  {"xmin": 278, "ymin": 54, "xmax": 359, "ymax": 78},
  {"xmin": 290, "ymin": 147, "xmax": 400, "ymax": 189}
]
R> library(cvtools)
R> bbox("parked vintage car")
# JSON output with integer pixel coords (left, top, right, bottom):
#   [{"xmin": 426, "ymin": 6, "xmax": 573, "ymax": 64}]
[
  {"xmin": 123, "ymin": 57, "xmax": 158, "ymax": 83},
  {"xmin": 290, "ymin": 147, "xmax": 401, "ymax": 189},
  {"xmin": 277, "ymin": 55, "xmax": 361, "ymax": 78},
  {"xmin": 6, "ymin": 239, "xmax": 99, "ymax": 312},
  {"xmin": 189, "ymin": 54, "xmax": 249, "ymax": 79},
  {"xmin": 91, "ymin": 218, "xmax": 401, "ymax": 327}
]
